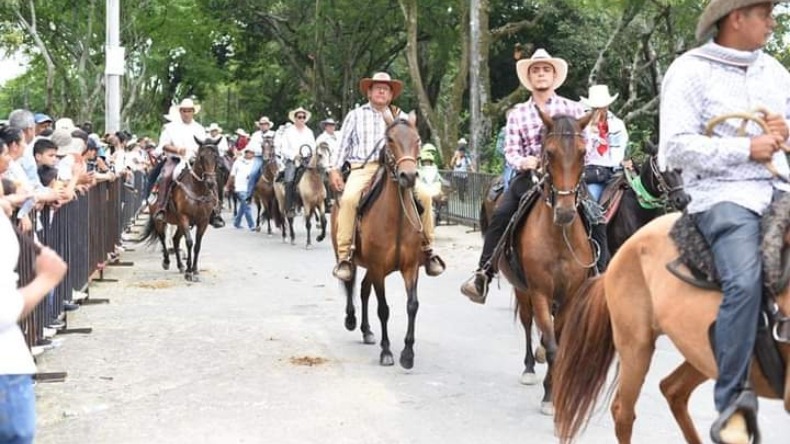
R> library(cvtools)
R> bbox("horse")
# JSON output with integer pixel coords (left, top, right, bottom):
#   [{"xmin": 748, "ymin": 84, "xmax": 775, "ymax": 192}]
[
  {"xmin": 605, "ymin": 142, "xmax": 689, "ymax": 255},
  {"xmin": 331, "ymin": 111, "xmax": 424, "ymax": 369},
  {"xmin": 253, "ymin": 140, "xmax": 283, "ymax": 236},
  {"xmin": 497, "ymin": 108, "xmax": 594, "ymax": 414},
  {"xmin": 140, "ymin": 139, "xmax": 220, "ymax": 282},
  {"xmin": 296, "ymin": 142, "xmax": 330, "ymax": 248},
  {"xmin": 479, "ymin": 175, "xmax": 505, "ymax": 235},
  {"xmin": 219, "ymin": 147, "xmax": 237, "ymax": 216},
  {"xmin": 552, "ymin": 211, "xmax": 790, "ymax": 443}
]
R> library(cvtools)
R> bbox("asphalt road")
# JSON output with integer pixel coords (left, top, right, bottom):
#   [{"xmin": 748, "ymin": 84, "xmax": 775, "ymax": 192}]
[{"xmin": 34, "ymin": 210, "xmax": 789, "ymax": 443}]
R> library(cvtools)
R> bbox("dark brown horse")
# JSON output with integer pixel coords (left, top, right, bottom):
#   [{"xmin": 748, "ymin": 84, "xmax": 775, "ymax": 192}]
[
  {"xmin": 297, "ymin": 143, "xmax": 330, "ymax": 248},
  {"xmin": 141, "ymin": 139, "xmax": 220, "ymax": 282},
  {"xmin": 253, "ymin": 139, "xmax": 282, "ymax": 235},
  {"xmin": 331, "ymin": 112, "xmax": 424, "ymax": 369},
  {"xmin": 498, "ymin": 109, "xmax": 593, "ymax": 414}
]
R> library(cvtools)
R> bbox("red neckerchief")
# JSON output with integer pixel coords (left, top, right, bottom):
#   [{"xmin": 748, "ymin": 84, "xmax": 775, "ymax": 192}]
[{"xmin": 596, "ymin": 119, "xmax": 609, "ymax": 155}]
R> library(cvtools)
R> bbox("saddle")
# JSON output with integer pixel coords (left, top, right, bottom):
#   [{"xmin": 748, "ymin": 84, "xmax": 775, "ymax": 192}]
[
  {"xmin": 486, "ymin": 176, "xmax": 505, "ymax": 202},
  {"xmin": 667, "ymin": 193, "xmax": 790, "ymax": 398},
  {"xmin": 599, "ymin": 172, "xmax": 628, "ymax": 224},
  {"xmin": 493, "ymin": 185, "xmax": 541, "ymax": 292}
]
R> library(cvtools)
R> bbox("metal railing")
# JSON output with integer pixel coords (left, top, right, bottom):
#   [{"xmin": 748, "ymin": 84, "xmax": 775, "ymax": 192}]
[{"xmin": 436, "ymin": 170, "xmax": 498, "ymax": 230}]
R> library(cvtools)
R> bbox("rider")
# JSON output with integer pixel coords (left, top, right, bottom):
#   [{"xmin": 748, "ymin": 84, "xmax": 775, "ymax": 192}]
[
  {"xmin": 153, "ymin": 98, "xmax": 225, "ymax": 228},
  {"xmin": 207, "ymin": 123, "xmax": 229, "ymax": 155},
  {"xmin": 279, "ymin": 107, "xmax": 316, "ymax": 217},
  {"xmin": 316, "ymin": 117, "xmax": 341, "ymax": 156},
  {"xmin": 245, "ymin": 116, "xmax": 275, "ymax": 201},
  {"xmin": 328, "ymin": 72, "xmax": 445, "ymax": 281},
  {"xmin": 460, "ymin": 48, "xmax": 609, "ymax": 303},
  {"xmin": 659, "ymin": 1, "xmax": 790, "ymax": 442},
  {"xmin": 580, "ymin": 85, "xmax": 629, "ymax": 202}
]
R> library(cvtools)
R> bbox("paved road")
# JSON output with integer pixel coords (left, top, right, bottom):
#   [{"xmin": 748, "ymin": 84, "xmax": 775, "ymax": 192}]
[{"xmin": 35, "ymin": 211, "xmax": 789, "ymax": 443}]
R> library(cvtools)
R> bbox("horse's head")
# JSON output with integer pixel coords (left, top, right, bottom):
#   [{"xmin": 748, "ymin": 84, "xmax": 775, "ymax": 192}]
[
  {"xmin": 383, "ymin": 111, "xmax": 420, "ymax": 189},
  {"xmin": 538, "ymin": 106, "xmax": 592, "ymax": 226},
  {"xmin": 262, "ymin": 136, "xmax": 274, "ymax": 161},
  {"xmin": 193, "ymin": 136, "xmax": 220, "ymax": 188},
  {"xmin": 315, "ymin": 142, "xmax": 331, "ymax": 170},
  {"xmin": 640, "ymin": 141, "xmax": 690, "ymax": 211}
]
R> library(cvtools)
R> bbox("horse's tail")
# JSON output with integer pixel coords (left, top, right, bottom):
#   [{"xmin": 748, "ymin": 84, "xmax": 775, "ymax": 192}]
[
  {"xmin": 136, "ymin": 215, "xmax": 160, "ymax": 247},
  {"xmin": 479, "ymin": 201, "xmax": 489, "ymax": 236},
  {"xmin": 553, "ymin": 276, "xmax": 616, "ymax": 443}
]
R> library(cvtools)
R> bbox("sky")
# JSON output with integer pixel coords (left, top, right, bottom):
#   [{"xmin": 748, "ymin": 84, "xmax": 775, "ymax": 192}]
[{"xmin": 0, "ymin": 52, "xmax": 29, "ymax": 86}]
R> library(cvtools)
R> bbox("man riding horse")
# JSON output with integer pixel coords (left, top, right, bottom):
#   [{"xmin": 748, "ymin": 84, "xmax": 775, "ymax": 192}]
[
  {"xmin": 659, "ymin": 1, "xmax": 790, "ymax": 442},
  {"xmin": 460, "ymin": 49, "xmax": 609, "ymax": 303},
  {"xmin": 581, "ymin": 84, "xmax": 629, "ymax": 202},
  {"xmin": 153, "ymin": 98, "xmax": 225, "ymax": 228},
  {"xmin": 329, "ymin": 72, "xmax": 445, "ymax": 281},
  {"xmin": 279, "ymin": 107, "xmax": 316, "ymax": 217}
]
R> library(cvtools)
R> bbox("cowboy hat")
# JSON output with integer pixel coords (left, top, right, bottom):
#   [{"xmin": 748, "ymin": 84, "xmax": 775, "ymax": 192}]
[
  {"xmin": 515, "ymin": 49, "xmax": 568, "ymax": 92},
  {"xmin": 580, "ymin": 85, "xmax": 619, "ymax": 109},
  {"xmin": 320, "ymin": 117, "xmax": 337, "ymax": 127},
  {"xmin": 359, "ymin": 72, "xmax": 403, "ymax": 99},
  {"xmin": 235, "ymin": 128, "xmax": 249, "ymax": 137},
  {"xmin": 457, "ymin": 137, "xmax": 468, "ymax": 146},
  {"xmin": 54, "ymin": 117, "xmax": 76, "ymax": 132},
  {"xmin": 288, "ymin": 107, "xmax": 312, "ymax": 123},
  {"xmin": 258, "ymin": 116, "xmax": 272, "ymax": 126},
  {"xmin": 696, "ymin": 0, "xmax": 788, "ymax": 41},
  {"xmin": 50, "ymin": 128, "xmax": 84, "ymax": 156},
  {"xmin": 207, "ymin": 122, "xmax": 223, "ymax": 132},
  {"xmin": 177, "ymin": 98, "xmax": 201, "ymax": 115}
]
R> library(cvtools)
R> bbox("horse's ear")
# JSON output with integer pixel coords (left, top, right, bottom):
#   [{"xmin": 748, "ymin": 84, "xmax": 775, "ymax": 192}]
[
  {"xmin": 194, "ymin": 135, "xmax": 204, "ymax": 146},
  {"xmin": 535, "ymin": 104, "xmax": 553, "ymax": 130},
  {"xmin": 383, "ymin": 109, "xmax": 395, "ymax": 126},
  {"xmin": 407, "ymin": 110, "xmax": 417, "ymax": 127},
  {"xmin": 643, "ymin": 140, "xmax": 657, "ymax": 155},
  {"xmin": 577, "ymin": 110, "xmax": 594, "ymax": 130}
]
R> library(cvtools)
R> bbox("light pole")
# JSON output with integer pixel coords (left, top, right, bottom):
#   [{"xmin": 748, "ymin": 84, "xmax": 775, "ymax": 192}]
[
  {"xmin": 105, "ymin": 0, "xmax": 124, "ymax": 133},
  {"xmin": 469, "ymin": 0, "xmax": 480, "ymax": 170}
]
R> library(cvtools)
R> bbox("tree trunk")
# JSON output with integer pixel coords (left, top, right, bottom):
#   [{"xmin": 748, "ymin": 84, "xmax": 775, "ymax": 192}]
[{"xmin": 16, "ymin": 1, "xmax": 56, "ymax": 113}]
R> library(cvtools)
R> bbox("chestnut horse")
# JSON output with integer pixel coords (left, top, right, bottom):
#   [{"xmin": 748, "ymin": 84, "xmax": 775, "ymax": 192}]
[
  {"xmin": 497, "ymin": 109, "xmax": 594, "ymax": 414},
  {"xmin": 553, "ymin": 212, "xmax": 790, "ymax": 443},
  {"xmin": 254, "ymin": 139, "xmax": 282, "ymax": 235},
  {"xmin": 140, "ymin": 139, "xmax": 220, "ymax": 282},
  {"xmin": 297, "ymin": 142, "xmax": 330, "ymax": 248},
  {"xmin": 331, "ymin": 112, "xmax": 424, "ymax": 369}
]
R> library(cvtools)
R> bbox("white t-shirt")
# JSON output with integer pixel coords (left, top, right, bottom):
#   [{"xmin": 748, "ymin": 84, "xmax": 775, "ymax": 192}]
[
  {"xmin": 0, "ymin": 211, "xmax": 36, "ymax": 375},
  {"xmin": 280, "ymin": 126, "xmax": 316, "ymax": 161},
  {"xmin": 248, "ymin": 130, "xmax": 275, "ymax": 156},
  {"xmin": 156, "ymin": 120, "xmax": 207, "ymax": 160},
  {"xmin": 231, "ymin": 157, "xmax": 255, "ymax": 191}
]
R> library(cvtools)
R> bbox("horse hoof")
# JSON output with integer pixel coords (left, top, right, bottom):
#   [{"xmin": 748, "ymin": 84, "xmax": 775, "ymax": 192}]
[
  {"xmin": 191, "ymin": 275, "xmax": 200, "ymax": 283},
  {"xmin": 185, "ymin": 273, "xmax": 192, "ymax": 282},
  {"xmin": 520, "ymin": 372, "xmax": 539, "ymax": 386},
  {"xmin": 399, "ymin": 351, "xmax": 414, "ymax": 369},
  {"xmin": 317, "ymin": 235, "xmax": 325, "ymax": 242},
  {"xmin": 178, "ymin": 266, "xmax": 185, "ymax": 273},
  {"xmin": 540, "ymin": 402, "xmax": 555, "ymax": 416},
  {"xmin": 290, "ymin": 239, "xmax": 296, "ymax": 245},
  {"xmin": 380, "ymin": 352, "xmax": 394, "ymax": 366},
  {"xmin": 344, "ymin": 315, "xmax": 357, "ymax": 331},
  {"xmin": 305, "ymin": 244, "xmax": 312, "ymax": 250},
  {"xmin": 362, "ymin": 332, "xmax": 376, "ymax": 345},
  {"xmin": 535, "ymin": 345, "xmax": 547, "ymax": 364},
  {"xmin": 162, "ymin": 261, "xmax": 170, "ymax": 270}
]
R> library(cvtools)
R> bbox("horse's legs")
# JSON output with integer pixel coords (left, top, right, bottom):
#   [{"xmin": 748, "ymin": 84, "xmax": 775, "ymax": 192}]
[
  {"xmin": 659, "ymin": 361, "xmax": 706, "ymax": 444},
  {"xmin": 288, "ymin": 216, "xmax": 295, "ymax": 245},
  {"xmin": 531, "ymin": 293, "xmax": 557, "ymax": 415},
  {"xmin": 172, "ymin": 227, "xmax": 185, "ymax": 273},
  {"xmin": 182, "ymin": 221, "xmax": 195, "ymax": 281},
  {"xmin": 359, "ymin": 273, "xmax": 375, "ymax": 344},
  {"xmin": 190, "ymin": 222, "xmax": 208, "ymax": 282},
  {"xmin": 155, "ymin": 222, "xmax": 170, "ymax": 270},
  {"xmin": 316, "ymin": 204, "xmax": 327, "ymax": 242},
  {"xmin": 516, "ymin": 290, "xmax": 538, "ymax": 385},
  {"xmin": 400, "ymin": 267, "xmax": 420, "ymax": 369},
  {"xmin": 305, "ymin": 207, "xmax": 313, "ymax": 248},
  {"xmin": 343, "ymin": 267, "xmax": 357, "ymax": 331},
  {"xmin": 372, "ymin": 277, "xmax": 393, "ymax": 366}
]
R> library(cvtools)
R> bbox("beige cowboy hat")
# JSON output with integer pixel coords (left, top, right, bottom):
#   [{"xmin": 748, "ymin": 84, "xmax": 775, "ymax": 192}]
[
  {"xmin": 258, "ymin": 116, "xmax": 272, "ymax": 126},
  {"xmin": 288, "ymin": 107, "xmax": 312, "ymax": 123},
  {"xmin": 696, "ymin": 0, "xmax": 788, "ymax": 41},
  {"xmin": 177, "ymin": 98, "xmax": 201, "ymax": 115},
  {"xmin": 580, "ymin": 85, "xmax": 619, "ymax": 109},
  {"xmin": 516, "ymin": 49, "xmax": 568, "ymax": 92},
  {"xmin": 457, "ymin": 137, "xmax": 468, "ymax": 145},
  {"xmin": 235, "ymin": 128, "xmax": 249, "ymax": 137},
  {"xmin": 359, "ymin": 72, "xmax": 403, "ymax": 99},
  {"xmin": 54, "ymin": 117, "xmax": 76, "ymax": 132},
  {"xmin": 207, "ymin": 122, "xmax": 223, "ymax": 132}
]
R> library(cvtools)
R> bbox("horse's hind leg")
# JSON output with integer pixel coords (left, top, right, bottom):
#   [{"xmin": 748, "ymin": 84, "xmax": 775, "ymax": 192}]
[
  {"xmin": 344, "ymin": 267, "xmax": 357, "ymax": 331},
  {"xmin": 372, "ymin": 277, "xmax": 393, "ymax": 366},
  {"xmin": 288, "ymin": 216, "xmax": 295, "ymax": 245},
  {"xmin": 516, "ymin": 290, "xmax": 538, "ymax": 385},
  {"xmin": 316, "ymin": 205, "xmax": 327, "ymax": 242},
  {"xmin": 360, "ymin": 274, "xmax": 375, "ymax": 345},
  {"xmin": 189, "ymin": 223, "xmax": 208, "ymax": 282},
  {"xmin": 399, "ymin": 267, "xmax": 420, "ymax": 369},
  {"xmin": 173, "ymin": 228, "xmax": 185, "ymax": 273},
  {"xmin": 158, "ymin": 225, "xmax": 170, "ymax": 270},
  {"xmin": 304, "ymin": 208, "xmax": 313, "ymax": 248},
  {"xmin": 659, "ymin": 361, "xmax": 706, "ymax": 444}
]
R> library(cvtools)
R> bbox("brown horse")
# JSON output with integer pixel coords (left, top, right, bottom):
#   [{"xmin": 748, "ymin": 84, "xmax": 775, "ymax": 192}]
[
  {"xmin": 331, "ymin": 112, "xmax": 424, "ymax": 369},
  {"xmin": 296, "ymin": 142, "xmax": 330, "ymax": 248},
  {"xmin": 498, "ymin": 109, "xmax": 594, "ymax": 414},
  {"xmin": 140, "ymin": 139, "xmax": 220, "ymax": 282},
  {"xmin": 552, "ymin": 212, "xmax": 790, "ymax": 443},
  {"xmin": 479, "ymin": 175, "xmax": 505, "ymax": 235},
  {"xmin": 253, "ymin": 139, "xmax": 282, "ymax": 235}
]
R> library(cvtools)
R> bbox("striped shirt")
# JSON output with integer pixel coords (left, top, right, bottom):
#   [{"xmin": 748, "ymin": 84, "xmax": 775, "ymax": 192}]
[
  {"xmin": 504, "ymin": 95, "xmax": 587, "ymax": 169},
  {"xmin": 333, "ymin": 103, "xmax": 407, "ymax": 169},
  {"xmin": 659, "ymin": 41, "xmax": 790, "ymax": 215}
]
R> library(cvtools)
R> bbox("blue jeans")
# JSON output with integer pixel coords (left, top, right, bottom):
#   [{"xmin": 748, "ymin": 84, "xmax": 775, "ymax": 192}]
[
  {"xmin": 245, "ymin": 156, "xmax": 263, "ymax": 195},
  {"xmin": 693, "ymin": 202, "xmax": 762, "ymax": 412},
  {"xmin": 0, "ymin": 375, "xmax": 36, "ymax": 444},
  {"xmin": 234, "ymin": 191, "xmax": 254, "ymax": 229},
  {"xmin": 587, "ymin": 182, "xmax": 605, "ymax": 201}
]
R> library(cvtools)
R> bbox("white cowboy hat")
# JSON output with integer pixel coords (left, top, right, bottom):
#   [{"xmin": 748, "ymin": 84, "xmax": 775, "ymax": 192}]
[
  {"xmin": 50, "ymin": 128, "xmax": 84, "ymax": 156},
  {"xmin": 457, "ymin": 137, "xmax": 468, "ymax": 145},
  {"xmin": 207, "ymin": 122, "xmax": 223, "ymax": 132},
  {"xmin": 515, "ymin": 48, "xmax": 568, "ymax": 92},
  {"xmin": 696, "ymin": 0, "xmax": 789, "ymax": 41},
  {"xmin": 235, "ymin": 128, "xmax": 249, "ymax": 137},
  {"xmin": 288, "ymin": 107, "xmax": 312, "ymax": 123},
  {"xmin": 320, "ymin": 117, "xmax": 337, "ymax": 128},
  {"xmin": 177, "ymin": 98, "xmax": 201, "ymax": 115},
  {"xmin": 359, "ymin": 72, "xmax": 403, "ymax": 99},
  {"xmin": 258, "ymin": 116, "xmax": 272, "ymax": 126},
  {"xmin": 580, "ymin": 85, "xmax": 619, "ymax": 109},
  {"xmin": 54, "ymin": 117, "xmax": 76, "ymax": 132}
]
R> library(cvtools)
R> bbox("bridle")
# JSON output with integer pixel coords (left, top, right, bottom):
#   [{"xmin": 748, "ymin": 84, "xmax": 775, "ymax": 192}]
[
  {"xmin": 647, "ymin": 155, "xmax": 684, "ymax": 199},
  {"xmin": 382, "ymin": 119, "xmax": 419, "ymax": 180},
  {"xmin": 188, "ymin": 146, "xmax": 218, "ymax": 183},
  {"xmin": 541, "ymin": 130, "xmax": 585, "ymax": 208}
]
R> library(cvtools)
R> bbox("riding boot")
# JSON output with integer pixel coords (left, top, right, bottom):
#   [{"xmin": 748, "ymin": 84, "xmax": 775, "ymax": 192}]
[
  {"xmin": 422, "ymin": 247, "xmax": 446, "ymax": 277},
  {"xmin": 332, "ymin": 259, "xmax": 355, "ymax": 282},
  {"xmin": 460, "ymin": 268, "xmax": 494, "ymax": 304},
  {"xmin": 710, "ymin": 389, "xmax": 759, "ymax": 444},
  {"xmin": 154, "ymin": 176, "xmax": 173, "ymax": 223},
  {"xmin": 591, "ymin": 222, "xmax": 610, "ymax": 273}
]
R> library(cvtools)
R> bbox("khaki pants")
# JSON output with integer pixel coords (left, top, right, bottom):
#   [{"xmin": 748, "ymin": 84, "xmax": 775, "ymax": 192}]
[{"xmin": 336, "ymin": 163, "xmax": 435, "ymax": 260}]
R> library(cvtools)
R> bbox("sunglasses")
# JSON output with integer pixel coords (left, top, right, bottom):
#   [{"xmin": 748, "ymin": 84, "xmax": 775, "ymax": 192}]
[
  {"xmin": 296, "ymin": 115, "xmax": 306, "ymax": 120},
  {"xmin": 180, "ymin": 109, "xmax": 195, "ymax": 113}
]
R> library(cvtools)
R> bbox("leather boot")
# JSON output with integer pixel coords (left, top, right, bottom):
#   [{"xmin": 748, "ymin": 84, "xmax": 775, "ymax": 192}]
[
  {"xmin": 423, "ymin": 248, "xmax": 446, "ymax": 277},
  {"xmin": 332, "ymin": 259, "xmax": 354, "ymax": 282},
  {"xmin": 460, "ymin": 269, "xmax": 493, "ymax": 304},
  {"xmin": 154, "ymin": 176, "xmax": 172, "ymax": 223},
  {"xmin": 591, "ymin": 223, "xmax": 610, "ymax": 273}
]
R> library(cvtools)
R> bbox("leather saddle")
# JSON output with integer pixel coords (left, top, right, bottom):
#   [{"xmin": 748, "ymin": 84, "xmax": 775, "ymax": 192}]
[{"xmin": 599, "ymin": 172, "xmax": 628, "ymax": 224}]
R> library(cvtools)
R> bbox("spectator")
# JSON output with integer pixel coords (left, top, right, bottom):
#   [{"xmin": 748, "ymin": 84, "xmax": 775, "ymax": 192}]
[
  {"xmin": 33, "ymin": 114, "xmax": 53, "ymax": 136},
  {"xmin": 228, "ymin": 147, "xmax": 256, "ymax": 230},
  {"xmin": 33, "ymin": 139, "xmax": 59, "ymax": 187},
  {"xmin": 450, "ymin": 141, "xmax": 474, "ymax": 202}
]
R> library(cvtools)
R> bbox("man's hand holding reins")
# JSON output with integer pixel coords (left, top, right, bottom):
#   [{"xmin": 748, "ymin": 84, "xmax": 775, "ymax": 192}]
[
  {"xmin": 518, "ymin": 155, "xmax": 540, "ymax": 171},
  {"xmin": 329, "ymin": 169, "xmax": 345, "ymax": 192},
  {"xmin": 764, "ymin": 112, "xmax": 789, "ymax": 140},
  {"xmin": 749, "ymin": 134, "xmax": 783, "ymax": 162}
]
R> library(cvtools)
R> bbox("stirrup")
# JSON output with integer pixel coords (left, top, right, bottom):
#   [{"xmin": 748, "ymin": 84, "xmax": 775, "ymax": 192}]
[
  {"xmin": 460, "ymin": 270, "xmax": 490, "ymax": 304},
  {"xmin": 333, "ymin": 259, "xmax": 354, "ymax": 282},
  {"xmin": 424, "ymin": 252, "xmax": 446, "ymax": 277},
  {"xmin": 710, "ymin": 390, "xmax": 759, "ymax": 444}
]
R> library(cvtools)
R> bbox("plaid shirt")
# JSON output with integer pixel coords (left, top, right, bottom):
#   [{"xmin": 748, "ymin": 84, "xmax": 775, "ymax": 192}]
[
  {"xmin": 504, "ymin": 95, "xmax": 587, "ymax": 169},
  {"xmin": 659, "ymin": 42, "xmax": 790, "ymax": 215},
  {"xmin": 333, "ymin": 103, "xmax": 407, "ymax": 169}
]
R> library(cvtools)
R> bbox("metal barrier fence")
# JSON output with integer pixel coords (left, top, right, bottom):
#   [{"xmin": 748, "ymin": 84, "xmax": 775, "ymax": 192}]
[
  {"xmin": 436, "ymin": 170, "xmax": 498, "ymax": 230},
  {"xmin": 16, "ymin": 171, "xmax": 147, "ymax": 350}
]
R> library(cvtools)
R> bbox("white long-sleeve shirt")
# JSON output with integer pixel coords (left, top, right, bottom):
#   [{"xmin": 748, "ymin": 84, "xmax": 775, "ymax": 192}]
[{"xmin": 280, "ymin": 126, "xmax": 316, "ymax": 161}]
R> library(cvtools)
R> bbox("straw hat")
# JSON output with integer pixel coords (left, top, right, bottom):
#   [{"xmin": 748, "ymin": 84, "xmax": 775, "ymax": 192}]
[
  {"xmin": 207, "ymin": 122, "xmax": 223, "ymax": 132},
  {"xmin": 258, "ymin": 116, "xmax": 272, "ymax": 126},
  {"xmin": 696, "ymin": 0, "xmax": 788, "ymax": 41},
  {"xmin": 177, "ymin": 98, "xmax": 201, "ymax": 114},
  {"xmin": 50, "ymin": 128, "xmax": 84, "ymax": 156},
  {"xmin": 235, "ymin": 128, "xmax": 249, "ymax": 137},
  {"xmin": 288, "ymin": 107, "xmax": 312, "ymax": 123},
  {"xmin": 359, "ymin": 72, "xmax": 403, "ymax": 99},
  {"xmin": 457, "ymin": 137, "xmax": 468, "ymax": 146},
  {"xmin": 54, "ymin": 118, "xmax": 76, "ymax": 132},
  {"xmin": 580, "ymin": 85, "xmax": 619, "ymax": 109},
  {"xmin": 515, "ymin": 49, "xmax": 568, "ymax": 92}
]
